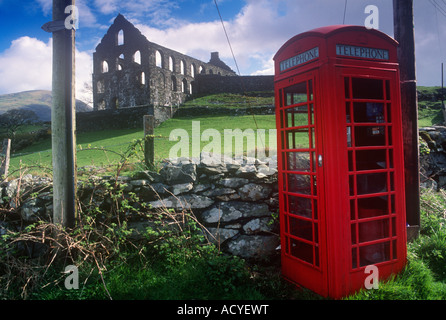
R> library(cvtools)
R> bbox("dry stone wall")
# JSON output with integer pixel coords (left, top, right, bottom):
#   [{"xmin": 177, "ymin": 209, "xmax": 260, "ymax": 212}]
[{"xmin": 0, "ymin": 153, "xmax": 280, "ymax": 261}]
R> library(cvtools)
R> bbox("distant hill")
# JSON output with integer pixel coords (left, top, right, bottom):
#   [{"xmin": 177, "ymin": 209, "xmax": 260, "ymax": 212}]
[{"xmin": 0, "ymin": 90, "xmax": 92, "ymax": 122}]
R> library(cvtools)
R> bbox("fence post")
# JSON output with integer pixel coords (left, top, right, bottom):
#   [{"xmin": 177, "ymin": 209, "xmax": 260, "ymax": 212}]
[
  {"xmin": 0, "ymin": 139, "xmax": 11, "ymax": 179},
  {"xmin": 144, "ymin": 115, "xmax": 155, "ymax": 168}
]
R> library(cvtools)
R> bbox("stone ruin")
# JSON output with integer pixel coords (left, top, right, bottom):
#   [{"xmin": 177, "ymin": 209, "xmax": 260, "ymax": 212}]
[{"xmin": 92, "ymin": 14, "xmax": 237, "ymax": 111}]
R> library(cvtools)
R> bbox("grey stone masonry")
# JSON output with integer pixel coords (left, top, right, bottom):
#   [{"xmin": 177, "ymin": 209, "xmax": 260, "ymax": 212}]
[
  {"xmin": 92, "ymin": 14, "xmax": 236, "ymax": 111},
  {"xmin": 0, "ymin": 154, "xmax": 280, "ymax": 261}
]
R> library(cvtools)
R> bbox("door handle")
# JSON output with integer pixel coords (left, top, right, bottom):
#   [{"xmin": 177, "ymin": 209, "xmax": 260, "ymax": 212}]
[{"xmin": 318, "ymin": 155, "xmax": 323, "ymax": 167}]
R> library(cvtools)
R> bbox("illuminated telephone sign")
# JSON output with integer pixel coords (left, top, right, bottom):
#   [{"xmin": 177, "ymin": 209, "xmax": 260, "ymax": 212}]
[{"xmin": 274, "ymin": 25, "xmax": 407, "ymax": 299}]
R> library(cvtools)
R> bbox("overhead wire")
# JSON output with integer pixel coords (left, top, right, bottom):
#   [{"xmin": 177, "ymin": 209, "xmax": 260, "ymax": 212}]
[
  {"xmin": 343, "ymin": 0, "xmax": 348, "ymax": 24},
  {"xmin": 429, "ymin": 0, "xmax": 446, "ymax": 18},
  {"xmin": 213, "ymin": 0, "xmax": 262, "ymax": 140}
]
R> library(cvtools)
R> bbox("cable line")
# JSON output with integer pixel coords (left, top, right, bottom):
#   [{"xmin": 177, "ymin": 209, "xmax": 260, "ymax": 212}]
[{"xmin": 212, "ymin": 0, "xmax": 264, "ymax": 149}]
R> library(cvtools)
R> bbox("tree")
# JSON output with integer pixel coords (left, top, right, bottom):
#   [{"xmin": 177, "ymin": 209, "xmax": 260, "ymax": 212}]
[{"xmin": 0, "ymin": 108, "xmax": 39, "ymax": 138}]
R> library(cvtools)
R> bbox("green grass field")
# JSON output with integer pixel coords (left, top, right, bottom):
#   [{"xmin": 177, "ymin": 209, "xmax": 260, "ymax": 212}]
[
  {"xmin": 9, "ymin": 114, "xmax": 278, "ymax": 175},
  {"xmin": 8, "ymin": 87, "xmax": 443, "ymax": 176}
]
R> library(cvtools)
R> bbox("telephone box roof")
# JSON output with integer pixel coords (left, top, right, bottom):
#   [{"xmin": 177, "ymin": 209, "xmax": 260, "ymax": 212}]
[{"xmin": 274, "ymin": 25, "xmax": 398, "ymax": 61}]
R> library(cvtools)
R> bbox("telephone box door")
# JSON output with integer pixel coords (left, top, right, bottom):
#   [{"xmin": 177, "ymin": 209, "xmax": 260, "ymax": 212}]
[
  {"xmin": 276, "ymin": 71, "xmax": 328, "ymax": 296},
  {"xmin": 337, "ymin": 67, "xmax": 407, "ymax": 290}
]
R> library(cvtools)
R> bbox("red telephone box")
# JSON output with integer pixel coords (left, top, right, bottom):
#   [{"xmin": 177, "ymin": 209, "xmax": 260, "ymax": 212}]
[{"xmin": 274, "ymin": 25, "xmax": 407, "ymax": 298}]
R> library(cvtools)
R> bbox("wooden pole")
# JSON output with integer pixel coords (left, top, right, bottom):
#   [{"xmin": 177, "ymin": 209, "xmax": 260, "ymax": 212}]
[
  {"xmin": 144, "ymin": 115, "xmax": 155, "ymax": 168},
  {"xmin": 393, "ymin": 0, "xmax": 420, "ymax": 237},
  {"xmin": 442, "ymin": 63, "xmax": 445, "ymax": 116},
  {"xmin": 0, "ymin": 139, "xmax": 11, "ymax": 179},
  {"xmin": 51, "ymin": 0, "xmax": 77, "ymax": 228}
]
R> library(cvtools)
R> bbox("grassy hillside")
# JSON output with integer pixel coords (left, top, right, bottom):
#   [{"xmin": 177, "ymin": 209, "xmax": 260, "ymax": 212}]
[
  {"xmin": 0, "ymin": 90, "xmax": 92, "ymax": 121},
  {"xmin": 7, "ymin": 88, "xmax": 444, "ymax": 176},
  {"xmin": 418, "ymin": 86, "xmax": 445, "ymax": 127},
  {"xmin": 9, "ymin": 114, "xmax": 277, "ymax": 176}
]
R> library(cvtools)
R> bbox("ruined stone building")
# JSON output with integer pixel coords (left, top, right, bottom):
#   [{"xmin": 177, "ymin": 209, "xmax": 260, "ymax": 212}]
[{"xmin": 92, "ymin": 14, "xmax": 237, "ymax": 111}]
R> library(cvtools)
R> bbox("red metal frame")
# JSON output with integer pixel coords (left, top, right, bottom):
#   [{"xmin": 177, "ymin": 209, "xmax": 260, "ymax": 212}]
[{"xmin": 274, "ymin": 25, "xmax": 407, "ymax": 299}]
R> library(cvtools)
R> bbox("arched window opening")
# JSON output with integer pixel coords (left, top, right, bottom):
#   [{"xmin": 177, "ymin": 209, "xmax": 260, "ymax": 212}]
[
  {"xmin": 117, "ymin": 30, "xmax": 124, "ymax": 46},
  {"xmin": 156, "ymin": 51, "xmax": 162, "ymax": 68},
  {"xmin": 133, "ymin": 50, "xmax": 141, "ymax": 64},
  {"xmin": 180, "ymin": 60, "xmax": 185, "ymax": 75},
  {"xmin": 141, "ymin": 72, "xmax": 146, "ymax": 85},
  {"xmin": 101, "ymin": 61, "xmax": 109, "ymax": 73},
  {"xmin": 171, "ymin": 76, "xmax": 177, "ymax": 91},
  {"xmin": 97, "ymin": 99, "xmax": 105, "ymax": 110},
  {"xmin": 169, "ymin": 57, "xmax": 174, "ymax": 72},
  {"xmin": 190, "ymin": 64, "xmax": 195, "ymax": 78},
  {"xmin": 182, "ymin": 79, "xmax": 187, "ymax": 93},
  {"xmin": 97, "ymin": 80, "xmax": 104, "ymax": 93},
  {"xmin": 116, "ymin": 54, "xmax": 124, "ymax": 70}
]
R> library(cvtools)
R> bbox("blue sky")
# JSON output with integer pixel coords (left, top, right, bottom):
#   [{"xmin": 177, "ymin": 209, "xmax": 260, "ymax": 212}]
[{"xmin": 0, "ymin": 0, "xmax": 445, "ymax": 104}]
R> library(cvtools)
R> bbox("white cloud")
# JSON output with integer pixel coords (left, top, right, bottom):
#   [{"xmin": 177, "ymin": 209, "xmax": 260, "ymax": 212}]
[
  {"xmin": 134, "ymin": 0, "xmax": 302, "ymax": 74},
  {"xmin": 0, "ymin": 37, "xmax": 53, "ymax": 93},
  {"xmin": 94, "ymin": 0, "xmax": 179, "ymax": 26},
  {"xmin": 36, "ymin": 0, "xmax": 52, "ymax": 15},
  {"xmin": 0, "ymin": 36, "xmax": 93, "ymax": 104}
]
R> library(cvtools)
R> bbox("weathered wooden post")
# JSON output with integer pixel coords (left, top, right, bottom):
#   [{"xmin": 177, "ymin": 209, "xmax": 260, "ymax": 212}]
[
  {"xmin": 393, "ymin": 0, "xmax": 421, "ymax": 239},
  {"xmin": 0, "ymin": 139, "xmax": 11, "ymax": 179},
  {"xmin": 144, "ymin": 115, "xmax": 155, "ymax": 168},
  {"xmin": 42, "ymin": 0, "xmax": 77, "ymax": 228}
]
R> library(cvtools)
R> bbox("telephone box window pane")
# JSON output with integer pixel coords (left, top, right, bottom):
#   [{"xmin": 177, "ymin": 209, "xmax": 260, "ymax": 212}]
[
  {"xmin": 356, "ymin": 149, "xmax": 387, "ymax": 171},
  {"xmin": 346, "ymin": 102, "xmax": 351, "ymax": 123},
  {"xmin": 353, "ymin": 102, "xmax": 384, "ymax": 123},
  {"xmin": 358, "ymin": 219, "xmax": 389, "ymax": 243},
  {"xmin": 352, "ymin": 78, "xmax": 384, "ymax": 99},
  {"xmin": 348, "ymin": 151, "xmax": 354, "ymax": 171},
  {"xmin": 313, "ymin": 199, "xmax": 318, "ymax": 219},
  {"xmin": 285, "ymin": 106, "xmax": 309, "ymax": 127},
  {"xmin": 344, "ymin": 77, "xmax": 350, "ymax": 99},
  {"xmin": 392, "ymin": 217, "xmax": 397, "ymax": 237},
  {"xmin": 349, "ymin": 175, "xmax": 355, "ymax": 196},
  {"xmin": 357, "ymin": 172, "xmax": 388, "ymax": 195},
  {"xmin": 310, "ymin": 128, "xmax": 316, "ymax": 148},
  {"xmin": 357, "ymin": 196, "xmax": 389, "ymax": 219},
  {"xmin": 314, "ymin": 222, "xmax": 319, "ymax": 243},
  {"xmin": 314, "ymin": 246, "xmax": 320, "ymax": 267},
  {"xmin": 284, "ymin": 82, "xmax": 307, "ymax": 106},
  {"xmin": 347, "ymin": 126, "xmax": 352, "ymax": 147},
  {"xmin": 312, "ymin": 176, "xmax": 318, "ymax": 196},
  {"xmin": 392, "ymin": 240, "xmax": 398, "ymax": 259},
  {"xmin": 289, "ymin": 217, "xmax": 313, "ymax": 241},
  {"xmin": 354, "ymin": 126, "xmax": 386, "ymax": 147},
  {"xmin": 352, "ymin": 248, "xmax": 358, "ymax": 269},
  {"xmin": 290, "ymin": 238, "xmax": 313, "ymax": 264},
  {"xmin": 286, "ymin": 129, "xmax": 310, "ymax": 149},
  {"xmin": 350, "ymin": 199, "xmax": 357, "ymax": 220},
  {"xmin": 391, "ymin": 195, "xmax": 396, "ymax": 214},
  {"xmin": 390, "ymin": 172, "xmax": 395, "ymax": 191},
  {"xmin": 351, "ymin": 224, "xmax": 357, "ymax": 244},
  {"xmin": 287, "ymin": 174, "xmax": 311, "ymax": 195},
  {"xmin": 386, "ymin": 103, "xmax": 392, "ymax": 123},
  {"xmin": 308, "ymin": 80, "xmax": 313, "ymax": 101},
  {"xmin": 309, "ymin": 104, "xmax": 314, "ymax": 125},
  {"xmin": 359, "ymin": 242, "xmax": 390, "ymax": 267},
  {"xmin": 387, "ymin": 127, "xmax": 393, "ymax": 146},
  {"xmin": 388, "ymin": 150, "xmax": 394, "ymax": 168},
  {"xmin": 288, "ymin": 195, "xmax": 312, "ymax": 218},
  {"xmin": 385, "ymin": 80, "xmax": 391, "ymax": 100},
  {"xmin": 287, "ymin": 152, "xmax": 311, "ymax": 171}
]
